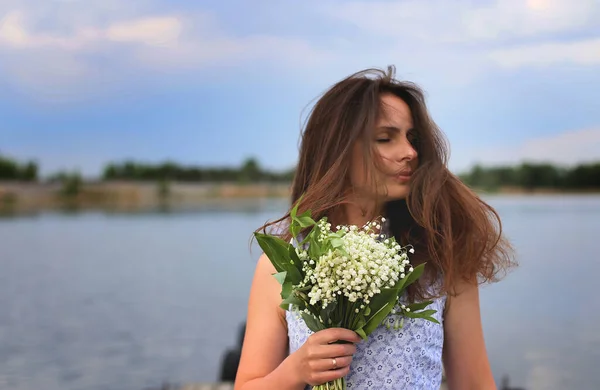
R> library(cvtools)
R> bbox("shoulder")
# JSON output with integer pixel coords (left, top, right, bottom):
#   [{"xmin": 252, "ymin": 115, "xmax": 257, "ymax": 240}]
[
  {"xmin": 251, "ymin": 253, "xmax": 287, "ymax": 324},
  {"xmin": 255, "ymin": 252, "xmax": 278, "ymax": 277},
  {"xmin": 442, "ymin": 280, "xmax": 496, "ymax": 388}
]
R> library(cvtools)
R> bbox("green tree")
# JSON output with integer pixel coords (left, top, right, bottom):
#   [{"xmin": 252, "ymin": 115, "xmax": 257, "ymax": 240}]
[
  {"xmin": 20, "ymin": 161, "xmax": 38, "ymax": 181},
  {"xmin": 103, "ymin": 163, "xmax": 118, "ymax": 180},
  {"xmin": 157, "ymin": 178, "xmax": 171, "ymax": 201},
  {"xmin": 239, "ymin": 158, "xmax": 262, "ymax": 183},
  {"xmin": 60, "ymin": 172, "xmax": 83, "ymax": 197},
  {"xmin": 0, "ymin": 155, "xmax": 19, "ymax": 179}
]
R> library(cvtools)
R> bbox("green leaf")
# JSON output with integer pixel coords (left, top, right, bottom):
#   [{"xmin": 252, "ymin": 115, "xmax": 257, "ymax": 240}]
[
  {"xmin": 363, "ymin": 306, "xmax": 371, "ymax": 316},
  {"xmin": 272, "ymin": 271, "xmax": 287, "ymax": 285},
  {"xmin": 279, "ymin": 292, "xmax": 305, "ymax": 311},
  {"xmin": 254, "ymin": 233, "xmax": 288, "ymax": 272},
  {"xmin": 288, "ymin": 246, "xmax": 304, "ymax": 274},
  {"xmin": 290, "ymin": 196, "xmax": 303, "ymax": 219},
  {"xmin": 301, "ymin": 312, "xmax": 326, "ymax": 333},
  {"xmin": 406, "ymin": 309, "xmax": 437, "ymax": 317},
  {"xmin": 330, "ymin": 237, "xmax": 344, "ymax": 248},
  {"xmin": 362, "ymin": 286, "xmax": 400, "ymax": 336},
  {"xmin": 390, "ymin": 262, "xmax": 424, "ymax": 293},
  {"xmin": 254, "ymin": 233, "xmax": 303, "ymax": 285},
  {"xmin": 402, "ymin": 263, "xmax": 426, "ymax": 289},
  {"xmin": 295, "ymin": 210, "xmax": 316, "ymax": 228},
  {"xmin": 354, "ymin": 314, "xmax": 366, "ymax": 332},
  {"xmin": 355, "ymin": 327, "xmax": 367, "ymax": 340},
  {"xmin": 296, "ymin": 216, "xmax": 316, "ymax": 228},
  {"xmin": 424, "ymin": 316, "xmax": 441, "ymax": 324},
  {"xmin": 363, "ymin": 301, "xmax": 395, "ymax": 336},
  {"xmin": 407, "ymin": 300, "xmax": 434, "ymax": 312},
  {"xmin": 403, "ymin": 309, "xmax": 440, "ymax": 325},
  {"xmin": 320, "ymin": 301, "xmax": 338, "ymax": 323},
  {"xmin": 290, "ymin": 223, "xmax": 301, "ymax": 239},
  {"xmin": 281, "ymin": 281, "xmax": 293, "ymax": 299},
  {"xmin": 308, "ymin": 235, "xmax": 322, "ymax": 260}
]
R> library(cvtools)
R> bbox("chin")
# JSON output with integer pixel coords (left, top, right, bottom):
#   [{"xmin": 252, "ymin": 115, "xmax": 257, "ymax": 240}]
[{"xmin": 385, "ymin": 185, "xmax": 410, "ymax": 201}]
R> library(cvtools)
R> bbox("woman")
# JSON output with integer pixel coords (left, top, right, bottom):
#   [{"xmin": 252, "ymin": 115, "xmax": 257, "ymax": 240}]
[{"xmin": 234, "ymin": 66, "xmax": 515, "ymax": 389}]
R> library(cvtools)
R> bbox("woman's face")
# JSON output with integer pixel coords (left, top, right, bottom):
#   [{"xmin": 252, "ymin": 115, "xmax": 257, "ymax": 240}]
[{"xmin": 350, "ymin": 93, "xmax": 419, "ymax": 201}]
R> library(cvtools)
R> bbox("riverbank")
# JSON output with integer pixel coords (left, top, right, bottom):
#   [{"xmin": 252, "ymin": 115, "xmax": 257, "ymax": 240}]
[
  {"xmin": 1, "ymin": 181, "xmax": 598, "ymax": 215},
  {"xmin": 0, "ymin": 181, "xmax": 291, "ymax": 214}
]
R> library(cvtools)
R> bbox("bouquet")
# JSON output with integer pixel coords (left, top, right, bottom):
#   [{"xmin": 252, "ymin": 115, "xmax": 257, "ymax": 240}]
[{"xmin": 254, "ymin": 200, "xmax": 438, "ymax": 390}]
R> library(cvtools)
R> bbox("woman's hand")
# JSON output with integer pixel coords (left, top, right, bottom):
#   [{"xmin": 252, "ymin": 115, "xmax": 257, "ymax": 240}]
[{"xmin": 288, "ymin": 328, "xmax": 362, "ymax": 386}]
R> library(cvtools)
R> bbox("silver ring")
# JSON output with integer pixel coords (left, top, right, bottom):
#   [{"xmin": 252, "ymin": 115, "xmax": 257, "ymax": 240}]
[{"xmin": 332, "ymin": 358, "xmax": 337, "ymax": 369}]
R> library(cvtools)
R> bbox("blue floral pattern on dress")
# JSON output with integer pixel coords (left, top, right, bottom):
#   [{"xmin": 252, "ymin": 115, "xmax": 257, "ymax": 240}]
[
  {"xmin": 275, "ymin": 218, "xmax": 446, "ymax": 389},
  {"xmin": 286, "ymin": 294, "xmax": 446, "ymax": 389}
]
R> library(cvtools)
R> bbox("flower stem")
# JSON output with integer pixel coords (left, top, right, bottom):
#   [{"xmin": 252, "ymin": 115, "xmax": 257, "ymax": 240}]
[{"xmin": 313, "ymin": 377, "xmax": 345, "ymax": 390}]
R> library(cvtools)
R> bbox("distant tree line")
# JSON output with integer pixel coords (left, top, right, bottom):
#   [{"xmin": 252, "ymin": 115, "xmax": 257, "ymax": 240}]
[
  {"xmin": 460, "ymin": 162, "xmax": 600, "ymax": 190},
  {"xmin": 2, "ymin": 153, "xmax": 599, "ymax": 190},
  {"xmin": 102, "ymin": 158, "xmax": 295, "ymax": 183},
  {"xmin": 0, "ymin": 154, "xmax": 38, "ymax": 181}
]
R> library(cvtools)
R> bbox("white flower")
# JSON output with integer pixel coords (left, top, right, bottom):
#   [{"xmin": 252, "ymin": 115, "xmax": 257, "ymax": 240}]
[
  {"xmin": 409, "ymin": 248, "xmax": 415, "ymax": 254},
  {"xmin": 296, "ymin": 216, "xmax": 416, "ymax": 310}
]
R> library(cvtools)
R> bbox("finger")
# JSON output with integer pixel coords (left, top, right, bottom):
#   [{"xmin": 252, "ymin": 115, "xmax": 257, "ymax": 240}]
[
  {"xmin": 313, "ymin": 328, "xmax": 362, "ymax": 344},
  {"xmin": 311, "ymin": 355, "xmax": 353, "ymax": 372},
  {"xmin": 310, "ymin": 343, "xmax": 356, "ymax": 359},
  {"xmin": 307, "ymin": 366, "xmax": 351, "ymax": 386}
]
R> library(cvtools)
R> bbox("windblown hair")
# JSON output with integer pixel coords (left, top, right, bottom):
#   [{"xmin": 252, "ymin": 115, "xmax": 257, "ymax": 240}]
[{"xmin": 258, "ymin": 66, "xmax": 516, "ymax": 301}]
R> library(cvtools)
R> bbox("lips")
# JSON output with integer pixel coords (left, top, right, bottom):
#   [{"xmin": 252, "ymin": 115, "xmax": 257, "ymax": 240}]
[{"xmin": 393, "ymin": 170, "xmax": 412, "ymax": 181}]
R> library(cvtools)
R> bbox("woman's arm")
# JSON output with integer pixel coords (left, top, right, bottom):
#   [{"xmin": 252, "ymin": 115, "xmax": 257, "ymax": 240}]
[
  {"xmin": 442, "ymin": 281, "xmax": 497, "ymax": 390},
  {"xmin": 234, "ymin": 254, "xmax": 305, "ymax": 390}
]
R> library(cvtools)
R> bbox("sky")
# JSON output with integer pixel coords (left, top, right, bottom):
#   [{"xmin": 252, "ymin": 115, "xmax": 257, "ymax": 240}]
[{"xmin": 1, "ymin": 0, "xmax": 599, "ymax": 178}]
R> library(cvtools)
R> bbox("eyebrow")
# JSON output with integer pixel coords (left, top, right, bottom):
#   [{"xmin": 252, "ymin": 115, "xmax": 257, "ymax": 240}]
[{"xmin": 377, "ymin": 125, "xmax": 415, "ymax": 133}]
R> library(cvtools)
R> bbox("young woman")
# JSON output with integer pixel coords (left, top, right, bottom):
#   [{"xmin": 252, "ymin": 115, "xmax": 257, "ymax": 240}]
[{"xmin": 234, "ymin": 66, "xmax": 515, "ymax": 389}]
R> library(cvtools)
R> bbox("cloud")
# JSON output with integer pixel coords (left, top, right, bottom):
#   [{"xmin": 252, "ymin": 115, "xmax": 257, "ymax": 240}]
[
  {"xmin": 324, "ymin": 0, "xmax": 600, "ymax": 70},
  {"xmin": 465, "ymin": 0, "xmax": 597, "ymax": 40},
  {"xmin": 326, "ymin": 0, "xmax": 599, "ymax": 42},
  {"xmin": 488, "ymin": 38, "xmax": 600, "ymax": 68},
  {"xmin": 0, "ymin": 11, "xmax": 183, "ymax": 49},
  {"xmin": 469, "ymin": 128, "xmax": 600, "ymax": 167},
  {"xmin": 0, "ymin": 2, "xmax": 328, "ymax": 99},
  {"xmin": 1, "ymin": 0, "xmax": 599, "ymax": 98},
  {"xmin": 105, "ymin": 16, "xmax": 182, "ymax": 46}
]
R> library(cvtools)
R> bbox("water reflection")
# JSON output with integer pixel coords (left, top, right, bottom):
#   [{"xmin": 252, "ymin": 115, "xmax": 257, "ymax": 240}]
[{"xmin": 0, "ymin": 195, "xmax": 598, "ymax": 389}]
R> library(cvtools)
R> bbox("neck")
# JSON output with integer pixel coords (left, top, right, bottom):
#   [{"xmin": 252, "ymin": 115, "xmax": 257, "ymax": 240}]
[{"xmin": 331, "ymin": 197, "xmax": 385, "ymax": 228}]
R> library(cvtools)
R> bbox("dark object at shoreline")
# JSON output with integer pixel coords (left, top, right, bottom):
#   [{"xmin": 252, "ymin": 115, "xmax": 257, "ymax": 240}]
[
  {"xmin": 219, "ymin": 323, "xmax": 246, "ymax": 382},
  {"xmin": 501, "ymin": 375, "xmax": 525, "ymax": 390}
]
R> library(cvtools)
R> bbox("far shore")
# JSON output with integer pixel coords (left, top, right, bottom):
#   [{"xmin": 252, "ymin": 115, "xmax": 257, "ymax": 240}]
[
  {"xmin": 0, "ymin": 181, "xmax": 291, "ymax": 214},
  {"xmin": 1, "ymin": 181, "xmax": 598, "ymax": 215}
]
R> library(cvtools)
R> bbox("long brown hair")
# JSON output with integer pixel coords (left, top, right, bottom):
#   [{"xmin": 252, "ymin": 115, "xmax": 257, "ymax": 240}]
[{"xmin": 258, "ymin": 66, "xmax": 515, "ymax": 300}]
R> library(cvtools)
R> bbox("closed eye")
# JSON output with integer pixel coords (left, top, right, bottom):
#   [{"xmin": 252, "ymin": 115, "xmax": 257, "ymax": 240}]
[{"xmin": 407, "ymin": 130, "xmax": 419, "ymax": 147}]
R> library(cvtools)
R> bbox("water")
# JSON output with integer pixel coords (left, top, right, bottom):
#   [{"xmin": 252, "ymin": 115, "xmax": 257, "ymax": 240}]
[{"xmin": 0, "ymin": 195, "xmax": 599, "ymax": 390}]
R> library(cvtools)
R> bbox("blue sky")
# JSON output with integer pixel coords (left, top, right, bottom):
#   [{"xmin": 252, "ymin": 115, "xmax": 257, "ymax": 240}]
[{"xmin": 1, "ymin": 0, "xmax": 599, "ymax": 177}]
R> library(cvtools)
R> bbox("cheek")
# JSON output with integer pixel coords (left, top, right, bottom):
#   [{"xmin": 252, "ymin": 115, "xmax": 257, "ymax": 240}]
[
  {"xmin": 374, "ymin": 147, "xmax": 396, "ymax": 172},
  {"xmin": 350, "ymin": 142, "xmax": 368, "ymax": 185},
  {"xmin": 350, "ymin": 158, "xmax": 367, "ymax": 186}
]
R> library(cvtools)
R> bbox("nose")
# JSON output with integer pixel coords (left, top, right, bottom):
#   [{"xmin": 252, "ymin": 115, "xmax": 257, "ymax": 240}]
[{"xmin": 394, "ymin": 136, "xmax": 418, "ymax": 162}]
